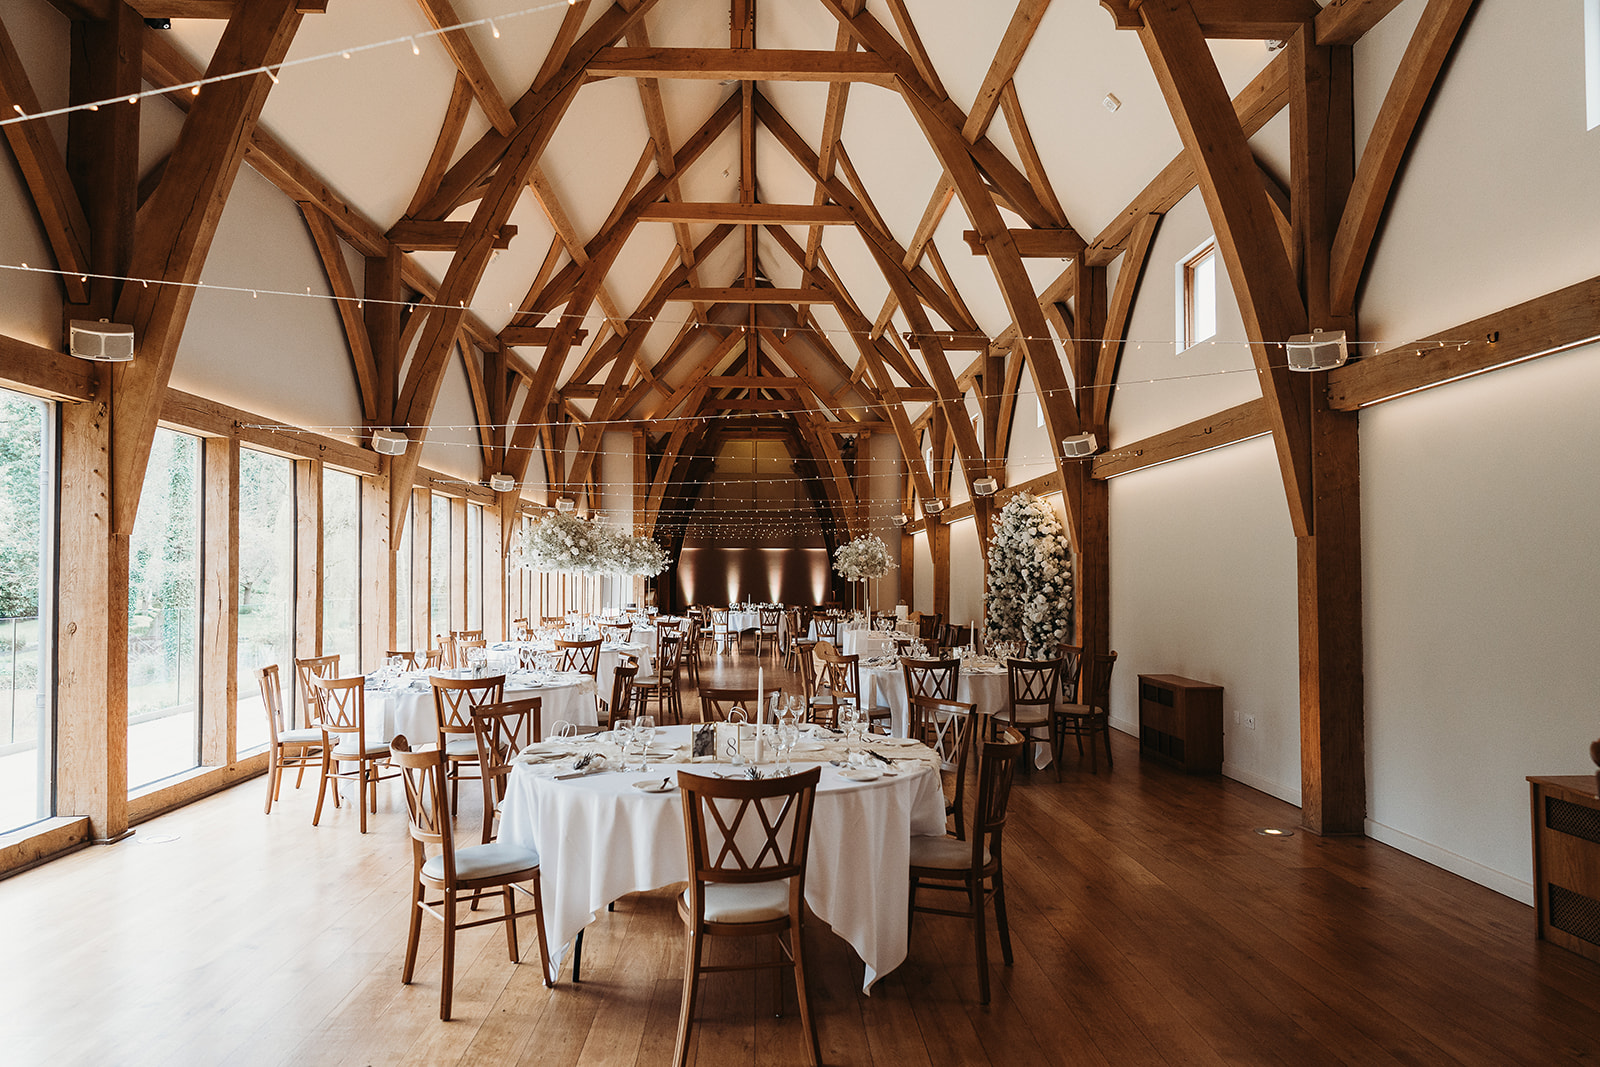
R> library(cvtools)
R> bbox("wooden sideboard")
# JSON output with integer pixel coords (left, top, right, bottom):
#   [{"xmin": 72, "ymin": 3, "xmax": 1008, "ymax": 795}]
[
  {"xmin": 1137, "ymin": 674, "xmax": 1223, "ymax": 774},
  {"xmin": 1528, "ymin": 775, "xmax": 1600, "ymax": 963}
]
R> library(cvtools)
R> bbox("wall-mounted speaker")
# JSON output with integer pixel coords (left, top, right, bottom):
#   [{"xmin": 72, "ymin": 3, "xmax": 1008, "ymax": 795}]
[
  {"xmin": 1286, "ymin": 330, "xmax": 1349, "ymax": 371},
  {"xmin": 489, "ymin": 473, "xmax": 515, "ymax": 492},
  {"xmin": 68, "ymin": 320, "xmax": 135, "ymax": 362},
  {"xmin": 371, "ymin": 430, "xmax": 408, "ymax": 455},
  {"xmin": 1061, "ymin": 432, "xmax": 1099, "ymax": 459}
]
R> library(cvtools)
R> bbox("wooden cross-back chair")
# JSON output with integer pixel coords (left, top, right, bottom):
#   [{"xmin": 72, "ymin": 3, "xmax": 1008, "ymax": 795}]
[
  {"xmin": 811, "ymin": 614, "xmax": 839, "ymax": 650},
  {"xmin": 813, "ymin": 642, "xmax": 890, "ymax": 732},
  {"xmin": 386, "ymin": 650, "xmax": 421, "ymax": 669},
  {"xmin": 995, "ymin": 657, "xmax": 1063, "ymax": 776},
  {"xmin": 674, "ymin": 767, "xmax": 822, "ymax": 1067},
  {"xmin": 422, "ymin": 647, "xmax": 445, "ymax": 669},
  {"xmin": 756, "ymin": 606, "xmax": 784, "ymax": 657},
  {"xmin": 907, "ymin": 696, "xmax": 977, "ymax": 840},
  {"xmin": 1055, "ymin": 650, "xmax": 1115, "ymax": 774},
  {"xmin": 902, "ymin": 656, "xmax": 962, "ymax": 703},
  {"xmin": 601, "ymin": 657, "xmax": 640, "ymax": 729},
  {"xmin": 708, "ymin": 608, "xmax": 732, "ymax": 654},
  {"xmin": 633, "ymin": 630, "xmax": 684, "ymax": 724},
  {"xmin": 293, "ymin": 653, "xmax": 339, "ymax": 729},
  {"xmin": 430, "ymin": 674, "xmax": 506, "ymax": 806},
  {"xmin": 310, "ymin": 674, "xmax": 397, "ymax": 834},
  {"xmin": 908, "ymin": 729, "xmax": 1024, "ymax": 1004},
  {"xmin": 258, "ymin": 664, "xmax": 323, "ymax": 815},
  {"xmin": 434, "ymin": 634, "xmax": 456, "ymax": 668},
  {"xmin": 782, "ymin": 608, "xmax": 804, "ymax": 669},
  {"xmin": 391, "ymin": 737, "xmax": 552, "ymax": 1021},
  {"xmin": 697, "ymin": 686, "xmax": 782, "ymax": 723},
  {"xmin": 679, "ymin": 616, "xmax": 703, "ymax": 687},
  {"xmin": 601, "ymin": 619, "xmax": 633, "ymax": 643},
  {"xmin": 554, "ymin": 637, "xmax": 602, "ymax": 678},
  {"xmin": 471, "ymin": 697, "xmax": 541, "ymax": 845}
]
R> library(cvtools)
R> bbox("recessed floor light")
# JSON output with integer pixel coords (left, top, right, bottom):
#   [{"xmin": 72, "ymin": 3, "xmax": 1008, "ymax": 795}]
[{"xmin": 1254, "ymin": 827, "xmax": 1294, "ymax": 837}]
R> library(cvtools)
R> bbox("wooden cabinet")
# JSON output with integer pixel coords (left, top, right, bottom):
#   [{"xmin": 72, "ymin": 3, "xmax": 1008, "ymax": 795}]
[
  {"xmin": 1528, "ymin": 775, "xmax": 1600, "ymax": 963},
  {"xmin": 1138, "ymin": 674, "xmax": 1223, "ymax": 774}
]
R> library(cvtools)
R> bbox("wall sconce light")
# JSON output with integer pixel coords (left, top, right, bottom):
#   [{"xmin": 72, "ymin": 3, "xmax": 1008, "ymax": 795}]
[
  {"xmin": 371, "ymin": 429, "xmax": 409, "ymax": 455},
  {"xmin": 68, "ymin": 319, "xmax": 135, "ymax": 362},
  {"xmin": 1061, "ymin": 432, "xmax": 1099, "ymax": 459},
  {"xmin": 489, "ymin": 473, "xmax": 515, "ymax": 492},
  {"xmin": 973, "ymin": 476, "xmax": 999, "ymax": 496},
  {"xmin": 1286, "ymin": 329, "xmax": 1349, "ymax": 371}
]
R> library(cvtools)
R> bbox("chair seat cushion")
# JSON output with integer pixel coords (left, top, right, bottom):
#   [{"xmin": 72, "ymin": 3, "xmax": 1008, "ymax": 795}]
[
  {"xmin": 443, "ymin": 736, "xmax": 481, "ymax": 757},
  {"xmin": 909, "ymin": 833, "xmax": 989, "ymax": 870},
  {"xmin": 685, "ymin": 879, "xmax": 792, "ymax": 924},
  {"xmin": 423, "ymin": 841, "xmax": 540, "ymax": 883},
  {"xmin": 279, "ymin": 728, "xmax": 323, "ymax": 745},
  {"xmin": 1001, "ymin": 705, "xmax": 1051, "ymax": 725},
  {"xmin": 333, "ymin": 738, "xmax": 391, "ymax": 758},
  {"xmin": 1057, "ymin": 703, "xmax": 1105, "ymax": 718}
]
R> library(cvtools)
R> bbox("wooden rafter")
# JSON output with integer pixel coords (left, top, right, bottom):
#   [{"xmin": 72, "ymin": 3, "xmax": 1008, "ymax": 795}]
[{"xmin": 299, "ymin": 204, "xmax": 379, "ymax": 421}]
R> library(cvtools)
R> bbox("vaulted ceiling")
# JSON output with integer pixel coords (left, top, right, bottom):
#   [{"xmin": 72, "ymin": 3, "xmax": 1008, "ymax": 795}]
[{"xmin": 9, "ymin": 0, "xmax": 1394, "ymax": 549}]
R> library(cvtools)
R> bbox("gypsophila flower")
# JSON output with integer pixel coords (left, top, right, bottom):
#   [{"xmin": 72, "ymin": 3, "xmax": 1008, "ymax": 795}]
[
  {"xmin": 984, "ymin": 492, "xmax": 1073, "ymax": 658},
  {"xmin": 518, "ymin": 512, "xmax": 669, "ymax": 577},
  {"xmin": 833, "ymin": 534, "xmax": 895, "ymax": 581}
]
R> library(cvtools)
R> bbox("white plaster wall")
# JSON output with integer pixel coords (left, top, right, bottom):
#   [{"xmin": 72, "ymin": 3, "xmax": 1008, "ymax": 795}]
[
  {"xmin": 416, "ymin": 354, "xmax": 483, "ymax": 484},
  {"xmin": 947, "ymin": 518, "xmax": 983, "ymax": 630},
  {"xmin": 913, "ymin": 531, "xmax": 933, "ymax": 613},
  {"xmin": 1107, "ymin": 437, "xmax": 1301, "ymax": 803}
]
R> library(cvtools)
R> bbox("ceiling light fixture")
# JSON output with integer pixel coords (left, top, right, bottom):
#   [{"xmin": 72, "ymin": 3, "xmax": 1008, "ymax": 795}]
[
  {"xmin": 371, "ymin": 429, "xmax": 408, "ymax": 456},
  {"xmin": 973, "ymin": 476, "xmax": 999, "ymax": 496},
  {"xmin": 1061, "ymin": 432, "xmax": 1099, "ymax": 459}
]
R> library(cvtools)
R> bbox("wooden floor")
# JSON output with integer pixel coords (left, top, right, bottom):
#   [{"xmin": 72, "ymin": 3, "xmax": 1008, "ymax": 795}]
[{"xmin": 5, "ymin": 643, "xmax": 1599, "ymax": 1066}]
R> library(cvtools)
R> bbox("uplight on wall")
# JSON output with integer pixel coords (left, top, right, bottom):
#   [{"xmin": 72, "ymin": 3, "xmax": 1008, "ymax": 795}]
[
  {"xmin": 371, "ymin": 429, "xmax": 408, "ymax": 455},
  {"xmin": 1061, "ymin": 432, "xmax": 1099, "ymax": 459}
]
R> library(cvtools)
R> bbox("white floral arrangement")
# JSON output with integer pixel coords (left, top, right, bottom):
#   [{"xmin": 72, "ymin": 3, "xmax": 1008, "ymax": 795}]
[
  {"xmin": 518, "ymin": 511, "xmax": 669, "ymax": 577},
  {"xmin": 833, "ymin": 533, "xmax": 895, "ymax": 581},
  {"xmin": 984, "ymin": 492, "xmax": 1073, "ymax": 658}
]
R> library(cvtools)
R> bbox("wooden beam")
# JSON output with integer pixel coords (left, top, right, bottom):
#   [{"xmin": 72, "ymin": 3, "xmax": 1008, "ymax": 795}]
[
  {"xmin": 1091, "ymin": 212, "xmax": 1161, "ymax": 426},
  {"xmin": 664, "ymin": 287, "xmax": 833, "ymax": 305},
  {"xmin": 962, "ymin": 228, "xmax": 1083, "ymax": 258},
  {"xmin": 300, "ymin": 204, "xmax": 379, "ymax": 422},
  {"xmin": 500, "ymin": 325, "xmax": 589, "ymax": 347},
  {"xmin": 903, "ymin": 331, "xmax": 991, "ymax": 352},
  {"xmin": 1092, "ymin": 399, "xmax": 1272, "ymax": 478},
  {"xmin": 110, "ymin": 0, "xmax": 303, "ymax": 536},
  {"xmin": 413, "ymin": 0, "xmax": 516, "ymax": 135},
  {"xmin": 638, "ymin": 202, "xmax": 853, "ymax": 225},
  {"xmin": 0, "ymin": 17, "xmax": 90, "ymax": 304},
  {"xmin": 586, "ymin": 47, "xmax": 896, "ymax": 85},
  {"xmin": 1137, "ymin": 0, "xmax": 1313, "ymax": 535},
  {"xmin": 1316, "ymin": 0, "xmax": 1407, "ymax": 45},
  {"xmin": 1328, "ymin": 0, "xmax": 1477, "ymax": 318},
  {"xmin": 387, "ymin": 220, "xmax": 516, "ymax": 252},
  {"xmin": 0, "ymin": 331, "xmax": 96, "ymax": 401}
]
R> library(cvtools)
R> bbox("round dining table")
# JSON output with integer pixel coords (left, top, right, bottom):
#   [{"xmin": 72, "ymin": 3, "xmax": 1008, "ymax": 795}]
[
  {"xmin": 496, "ymin": 724, "xmax": 946, "ymax": 993},
  {"xmin": 372, "ymin": 669, "xmax": 599, "ymax": 745},
  {"xmin": 859, "ymin": 656, "xmax": 1012, "ymax": 737}
]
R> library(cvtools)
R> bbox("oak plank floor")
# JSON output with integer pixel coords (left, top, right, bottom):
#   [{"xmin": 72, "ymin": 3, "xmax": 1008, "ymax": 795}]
[{"xmin": 3, "ymin": 643, "xmax": 1599, "ymax": 1065}]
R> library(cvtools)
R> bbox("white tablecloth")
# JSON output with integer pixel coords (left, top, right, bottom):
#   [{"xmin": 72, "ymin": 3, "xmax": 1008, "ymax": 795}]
[
  {"xmin": 374, "ymin": 672, "xmax": 598, "ymax": 745},
  {"xmin": 490, "ymin": 640, "xmax": 652, "ymax": 697},
  {"xmin": 498, "ymin": 725, "xmax": 946, "ymax": 992},
  {"xmin": 841, "ymin": 630, "xmax": 910, "ymax": 659},
  {"xmin": 861, "ymin": 664, "xmax": 1011, "ymax": 737}
]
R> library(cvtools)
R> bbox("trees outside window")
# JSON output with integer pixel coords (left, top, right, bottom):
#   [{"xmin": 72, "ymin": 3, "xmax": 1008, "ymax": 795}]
[{"xmin": 0, "ymin": 389, "xmax": 51, "ymax": 832}]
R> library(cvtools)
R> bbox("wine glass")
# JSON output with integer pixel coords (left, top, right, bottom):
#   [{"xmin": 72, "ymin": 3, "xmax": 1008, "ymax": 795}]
[
  {"xmin": 614, "ymin": 717, "xmax": 635, "ymax": 768},
  {"xmin": 635, "ymin": 714, "xmax": 656, "ymax": 762},
  {"xmin": 778, "ymin": 715, "xmax": 800, "ymax": 774}
]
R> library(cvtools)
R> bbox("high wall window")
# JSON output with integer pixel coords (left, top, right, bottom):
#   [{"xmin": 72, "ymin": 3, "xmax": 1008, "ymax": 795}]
[
  {"xmin": 1179, "ymin": 239, "xmax": 1217, "ymax": 350},
  {"xmin": 395, "ymin": 499, "xmax": 412, "ymax": 651},
  {"xmin": 466, "ymin": 502, "xmax": 483, "ymax": 631},
  {"xmin": 430, "ymin": 494, "xmax": 450, "ymax": 639},
  {"xmin": 128, "ymin": 428, "xmax": 201, "ymax": 790},
  {"xmin": 235, "ymin": 448, "xmax": 295, "ymax": 753},
  {"xmin": 0, "ymin": 389, "xmax": 53, "ymax": 833},
  {"xmin": 322, "ymin": 468, "xmax": 361, "ymax": 671},
  {"xmin": 1587, "ymin": 0, "xmax": 1599, "ymax": 130}
]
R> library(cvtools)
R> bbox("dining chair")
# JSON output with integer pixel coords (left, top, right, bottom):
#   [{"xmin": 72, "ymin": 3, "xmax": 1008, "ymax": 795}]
[
  {"xmin": 293, "ymin": 653, "xmax": 340, "ymax": 730},
  {"xmin": 1054, "ymin": 650, "xmax": 1117, "ymax": 773},
  {"xmin": 791, "ymin": 639, "xmax": 819, "ymax": 718},
  {"xmin": 391, "ymin": 736, "xmax": 552, "ymax": 1021},
  {"xmin": 540, "ymin": 616, "xmax": 567, "ymax": 629},
  {"xmin": 941, "ymin": 624, "xmax": 973, "ymax": 652},
  {"xmin": 697, "ymin": 686, "xmax": 782, "ymax": 723},
  {"xmin": 756, "ymin": 606, "xmax": 784, "ymax": 658},
  {"xmin": 994, "ymin": 657, "xmax": 1063, "ymax": 776},
  {"xmin": 907, "ymin": 696, "xmax": 976, "ymax": 840},
  {"xmin": 812, "ymin": 642, "xmax": 890, "ymax": 732},
  {"xmin": 916, "ymin": 612, "xmax": 944, "ymax": 642},
  {"xmin": 257, "ymin": 664, "xmax": 323, "ymax": 815},
  {"xmin": 674, "ymin": 767, "xmax": 822, "ymax": 1067},
  {"xmin": 782, "ymin": 608, "xmax": 804, "ymax": 669},
  {"xmin": 435, "ymin": 633, "xmax": 456, "ymax": 669},
  {"xmin": 601, "ymin": 619, "xmax": 632, "ymax": 644},
  {"xmin": 679, "ymin": 616, "xmax": 703, "ymax": 687},
  {"xmin": 471, "ymin": 696, "xmax": 541, "ymax": 844},
  {"xmin": 386, "ymin": 650, "xmax": 421, "ymax": 669},
  {"xmin": 430, "ymin": 674, "xmax": 506, "ymax": 807},
  {"xmin": 709, "ymin": 608, "xmax": 732, "ymax": 654},
  {"xmin": 811, "ymin": 614, "xmax": 839, "ymax": 650},
  {"xmin": 908, "ymin": 728, "xmax": 1024, "ymax": 1004},
  {"xmin": 422, "ymin": 647, "xmax": 445, "ymax": 670},
  {"xmin": 632, "ymin": 630, "xmax": 684, "ymax": 724},
  {"xmin": 601, "ymin": 657, "xmax": 640, "ymax": 729},
  {"xmin": 310, "ymin": 674, "xmax": 397, "ymax": 834},
  {"xmin": 554, "ymin": 637, "xmax": 602, "ymax": 678},
  {"xmin": 901, "ymin": 656, "xmax": 962, "ymax": 702}
]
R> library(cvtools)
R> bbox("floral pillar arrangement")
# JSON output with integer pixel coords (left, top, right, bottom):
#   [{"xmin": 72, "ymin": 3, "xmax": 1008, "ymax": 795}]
[
  {"xmin": 984, "ymin": 492, "xmax": 1073, "ymax": 658},
  {"xmin": 832, "ymin": 533, "xmax": 895, "ymax": 615},
  {"xmin": 517, "ymin": 510, "xmax": 669, "ymax": 608}
]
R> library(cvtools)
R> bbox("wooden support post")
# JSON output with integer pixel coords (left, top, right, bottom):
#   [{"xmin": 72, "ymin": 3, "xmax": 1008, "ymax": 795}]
[
  {"xmin": 360, "ymin": 472, "xmax": 391, "ymax": 670},
  {"xmin": 55, "ymin": 391, "xmax": 131, "ymax": 841},
  {"xmin": 294, "ymin": 458, "xmax": 322, "ymax": 684},
  {"xmin": 410, "ymin": 488, "xmax": 432, "ymax": 653},
  {"xmin": 449, "ymin": 495, "xmax": 467, "ymax": 632},
  {"xmin": 201, "ymin": 436, "xmax": 239, "ymax": 767},
  {"xmin": 485, "ymin": 498, "xmax": 505, "ymax": 641}
]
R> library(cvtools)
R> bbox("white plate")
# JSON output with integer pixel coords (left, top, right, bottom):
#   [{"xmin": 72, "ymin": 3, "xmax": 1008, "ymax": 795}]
[
  {"xmin": 793, "ymin": 741, "xmax": 825, "ymax": 753},
  {"xmin": 840, "ymin": 767, "xmax": 882, "ymax": 782},
  {"xmin": 632, "ymin": 778, "xmax": 677, "ymax": 793}
]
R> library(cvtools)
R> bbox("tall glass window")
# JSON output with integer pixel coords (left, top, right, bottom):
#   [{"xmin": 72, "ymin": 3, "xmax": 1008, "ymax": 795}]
[
  {"xmin": 1180, "ymin": 240, "xmax": 1217, "ymax": 350},
  {"xmin": 128, "ymin": 428, "xmax": 201, "ymax": 790},
  {"xmin": 430, "ymin": 494, "xmax": 450, "ymax": 640},
  {"xmin": 322, "ymin": 468, "xmax": 361, "ymax": 672},
  {"xmin": 235, "ymin": 449, "xmax": 295, "ymax": 753},
  {"xmin": 395, "ymin": 499, "xmax": 412, "ymax": 651},
  {"xmin": 0, "ymin": 389, "xmax": 52, "ymax": 832},
  {"xmin": 466, "ymin": 502, "xmax": 483, "ymax": 631}
]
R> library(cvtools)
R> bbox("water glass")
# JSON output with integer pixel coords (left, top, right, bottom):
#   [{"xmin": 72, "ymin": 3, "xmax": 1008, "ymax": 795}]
[{"xmin": 635, "ymin": 714, "xmax": 656, "ymax": 752}]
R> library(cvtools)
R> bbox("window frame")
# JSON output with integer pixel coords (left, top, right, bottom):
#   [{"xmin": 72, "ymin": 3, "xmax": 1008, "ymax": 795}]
[{"xmin": 1176, "ymin": 238, "xmax": 1218, "ymax": 352}]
